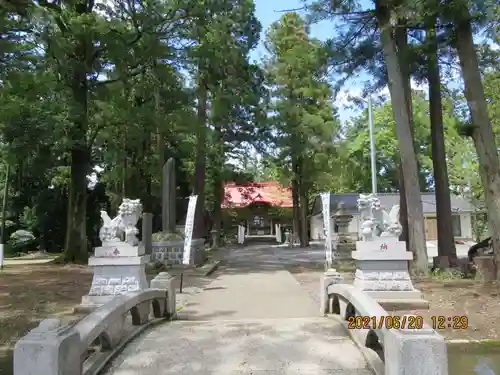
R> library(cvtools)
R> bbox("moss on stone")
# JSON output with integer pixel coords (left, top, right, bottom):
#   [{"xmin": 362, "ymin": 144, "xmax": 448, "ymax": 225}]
[{"xmin": 152, "ymin": 231, "xmax": 184, "ymax": 242}]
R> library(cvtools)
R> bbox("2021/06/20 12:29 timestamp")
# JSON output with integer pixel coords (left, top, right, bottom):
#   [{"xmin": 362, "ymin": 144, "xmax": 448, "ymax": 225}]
[
  {"xmin": 431, "ymin": 315, "xmax": 468, "ymax": 330},
  {"xmin": 347, "ymin": 315, "xmax": 468, "ymax": 330},
  {"xmin": 347, "ymin": 315, "xmax": 425, "ymax": 330}
]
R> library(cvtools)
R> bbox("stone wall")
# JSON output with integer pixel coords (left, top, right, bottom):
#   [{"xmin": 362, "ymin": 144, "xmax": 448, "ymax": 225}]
[{"xmin": 151, "ymin": 239, "xmax": 204, "ymax": 265}]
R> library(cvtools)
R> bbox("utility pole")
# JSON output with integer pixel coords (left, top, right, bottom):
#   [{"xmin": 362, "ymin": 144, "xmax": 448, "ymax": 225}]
[{"xmin": 368, "ymin": 96, "xmax": 377, "ymax": 195}]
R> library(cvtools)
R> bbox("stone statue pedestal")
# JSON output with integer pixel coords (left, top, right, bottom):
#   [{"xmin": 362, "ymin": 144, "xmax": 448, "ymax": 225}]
[
  {"xmin": 352, "ymin": 238, "xmax": 428, "ymax": 310},
  {"xmin": 77, "ymin": 241, "xmax": 150, "ymax": 312}
]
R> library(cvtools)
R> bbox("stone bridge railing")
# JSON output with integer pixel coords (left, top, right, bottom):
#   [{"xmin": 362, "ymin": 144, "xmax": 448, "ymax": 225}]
[
  {"xmin": 14, "ymin": 273, "xmax": 176, "ymax": 375},
  {"xmin": 322, "ymin": 282, "xmax": 448, "ymax": 375}
]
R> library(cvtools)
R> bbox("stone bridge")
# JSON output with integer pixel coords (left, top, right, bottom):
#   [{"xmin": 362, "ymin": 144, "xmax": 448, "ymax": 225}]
[{"xmin": 13, "ymin": 245, "xmax": 447, "ymax": 375}]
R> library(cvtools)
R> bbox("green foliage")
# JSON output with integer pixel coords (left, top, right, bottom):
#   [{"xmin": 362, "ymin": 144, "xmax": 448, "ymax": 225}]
[
  {"xmin": 484, "ymin": 71, "xmax": 500, "ymax": 134},
  {"xmin": 263, "ymin": 12, "xmax": 340, "ymax": 197},
  {"xmin": 340, "ymin": 90, "xmax": 442, "ymax": 192},
  {"xmin": 430, "ymin": 267, "xmax": 467, "ymax": 280},
  {"xmin": 0, "ymin": 0, "xmax": 498, "ymax": 260}
]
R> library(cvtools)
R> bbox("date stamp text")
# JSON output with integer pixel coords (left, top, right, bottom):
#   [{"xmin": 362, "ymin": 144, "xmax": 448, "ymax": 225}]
[{"xmin": 347, "ymin": 315, "xmax": 424, "ymax": 330}]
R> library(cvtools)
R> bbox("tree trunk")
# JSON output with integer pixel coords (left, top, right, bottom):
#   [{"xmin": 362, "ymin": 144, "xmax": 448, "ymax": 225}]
[
  {"xmin": 64, "ymin": 146, "xmax": 90, "ymax": 263},
  {"xmin": 0, "ymin": 162, "xmax": 10, "ymax": 247},
  {"xmin": 297, "ymin": 158, "xmax": 309, "ymax": 247},
  {"xmin": 121, "ymin": 134, "xmax": 127, "ymax": 198},
  {"xmin": 299, "ymin": 187, "xmax": 309, "ymax": 247},
  {"xmin": 211, "ymin": 126, "xmax": 224, "ymax": 248},
  {"xmin": 427, "ymin": 19, "xmax": 457, "ymax": 267},
  {"xmin": 63, "ymin": 54, "xmax": 90, "ymax": 263},
  {"xmin": 141, "ymin": 130, "xmax": 153, "ymax": 213},
  {"xmin": 155, "ymin": 90, "xmax": 166, "ymax": 199},
  {"xmin": 157, "ymin": 131, "xmax": 165, "ymax": 171},
  {"xmin": 193, "ymin": 79, "xmax": 208, "ymax": 239},
  {"xmin": 291, "ymin": 153, "xmax": 300, "ymax": 241},
  {"xmin": 375, "ymin": 0, "xmax": 428, "ymax": 274},
  {"xmin": 453, "ymin": 12, "xmax": 500, "ymax": 279},
  {"xmin": 395, "ymin": 19, "xmax": 413, "ymax": 249}
]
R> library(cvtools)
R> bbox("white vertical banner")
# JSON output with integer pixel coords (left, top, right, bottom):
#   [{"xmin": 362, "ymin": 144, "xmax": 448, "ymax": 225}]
[
  {"xmin": 0, "ymin": 243, "xmax": 4, "ymax": 269},
  {"xmin": 320, "ymin": 192, "xmax": 332, "ymax": 265},
  {"xmin": 183, "ymin": 195, "xmax": 198, "ymax": 265},
  {"xmin": 237, "ymin": 225, "xmax": 245, "ymax": 244}
]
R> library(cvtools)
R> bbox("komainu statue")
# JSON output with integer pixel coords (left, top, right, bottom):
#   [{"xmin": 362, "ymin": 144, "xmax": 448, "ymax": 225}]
[
  {"xmin": 357, "ymin": 194, "xmax": 402, "ymax": 240},
  {"xmin": 99, "ymin": 199, "xmax": 142, "ymax": 246}
]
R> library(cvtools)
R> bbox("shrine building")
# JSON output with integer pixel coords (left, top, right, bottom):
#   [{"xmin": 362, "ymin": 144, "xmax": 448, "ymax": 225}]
[{"xmin": 221, "ymin": 181, "xmax": 293, "ymax": 241}]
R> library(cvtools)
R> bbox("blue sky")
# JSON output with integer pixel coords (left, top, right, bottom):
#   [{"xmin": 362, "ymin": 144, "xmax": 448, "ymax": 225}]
[
  {"xmin": 250, "ymin": 0, "xmax": 333, "ymax": 61},
  {"xmin": 250, "ymin": 0, "xmax": 499, "ymax": 124},
  {"xmin": 251, "ymin": 0, "xmax": 377, "ymax": 123}
]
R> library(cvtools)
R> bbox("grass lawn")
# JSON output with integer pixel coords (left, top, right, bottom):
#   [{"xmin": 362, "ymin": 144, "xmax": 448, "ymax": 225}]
[{"xmin": 0, "ymin": 264, "xmax": 92, "ymax": 375}]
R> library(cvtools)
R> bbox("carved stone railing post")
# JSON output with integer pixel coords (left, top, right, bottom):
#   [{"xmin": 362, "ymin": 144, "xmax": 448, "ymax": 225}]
[
  {"xmin": 14, "ymin": 319, "xmax": 81, "ymax": 375},
  {"xmin": 320, "ymin": 269, "xmax": 343, "ymax": 314},
  {"xmin": 15, "ymin": 288, "xmax": 173, "ymax": 375},
  {"xmin": 324, "ymin": 284, "xmax": 448, "ymax": 375},
  {"xmin": 385, "ymin": 316, "xmax": 448, "ymax": 375},
  {"xmin": 150, "ymin": 272, "xmax": 177, "ymax": 319}
]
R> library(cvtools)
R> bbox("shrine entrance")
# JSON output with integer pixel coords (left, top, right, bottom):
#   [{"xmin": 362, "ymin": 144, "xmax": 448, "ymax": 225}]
[{"xmin": 221, "ymin": 181, "xmax": 293, "ymax": 245}]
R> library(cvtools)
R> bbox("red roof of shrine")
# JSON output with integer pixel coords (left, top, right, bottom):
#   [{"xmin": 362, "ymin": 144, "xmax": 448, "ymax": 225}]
[{"xmin": 222, "ymin": 181, "xmax": 293, "ymax": 209}]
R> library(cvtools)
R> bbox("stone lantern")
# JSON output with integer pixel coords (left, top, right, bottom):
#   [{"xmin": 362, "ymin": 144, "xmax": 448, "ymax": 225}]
[{"xmin": 333, "ymin": 202, "xmax": 354, "ymax": 261}]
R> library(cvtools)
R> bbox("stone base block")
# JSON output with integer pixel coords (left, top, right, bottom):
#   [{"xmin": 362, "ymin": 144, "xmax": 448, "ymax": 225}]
[
  {"xmin": 95, "ymin": 241, "xmax": 145, "ymax": 257},
  {"xmin": 88, "ymin": 254, "xmax": 150, "ymax": 266},
  {"xmin": 75, "ymin": 297, "xmax": 107, "ymax": 314},
  {"xmin": 475, "ymin": 256, "xmax": 496, "ymax": 282},
  {"xmin": 151, "ymin": 239, "xmax": 204, "ymax": 266},
  {"xmin": 78, "ymin": 255, "xmax": 149, "ymax": 310},
  {"xmin": 353, "ymin": 238, "xmax": 412, "ymax": 261},
  {"xmin": 365, "ymin": 290, "xmax": 429, "ymax": 310},
  {"xmin": 352, "ymin": 238, "xmax": 428, "ymax": 309},
  {"xmin": 353, "ymin": 266, "xmax": 417, "ymax": 292},
  {"xmin": 366, "ymin": 290, "xmax": 424, "ymax": 300},
  {"xmin": 377, "ymin": 298, "xmax": 430, "ymax": 311}
]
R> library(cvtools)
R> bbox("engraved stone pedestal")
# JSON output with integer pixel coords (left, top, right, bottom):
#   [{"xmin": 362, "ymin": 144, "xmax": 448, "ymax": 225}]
[
  {"xmin": 352, "ymin": 238, "xmax": 429, "ymax": 310},
  {"xmin": 77, "ymin": 241, "xmax": 150, "ymax": 312}
]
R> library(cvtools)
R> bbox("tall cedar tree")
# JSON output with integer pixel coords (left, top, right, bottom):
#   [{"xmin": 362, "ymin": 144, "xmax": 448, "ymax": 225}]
[{"xmin": 264, "ymin": 12, "xmax": 338, "ymax": 246}]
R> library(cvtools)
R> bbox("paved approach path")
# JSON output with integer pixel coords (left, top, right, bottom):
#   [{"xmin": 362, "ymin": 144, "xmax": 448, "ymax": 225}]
[{"xmin": 105, "ymin": 245, "xmax": 373, "ymax": 375}]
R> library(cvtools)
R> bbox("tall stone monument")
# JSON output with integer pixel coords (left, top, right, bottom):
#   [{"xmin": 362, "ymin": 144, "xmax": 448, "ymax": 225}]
[
  {"xmin": 352, "ymin": 194, "xmax": 428, "ymax": 309},
  {"xmin": 162, "ymin": 157, "xmax": 176, "ymax": 234},
  {"xmin": 78, "ymin": 198, "xmax": 149, "ymax": 311},
  {"xmin": 151, "ymin": 158, "xmax": 204, "ymax": 265}
]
